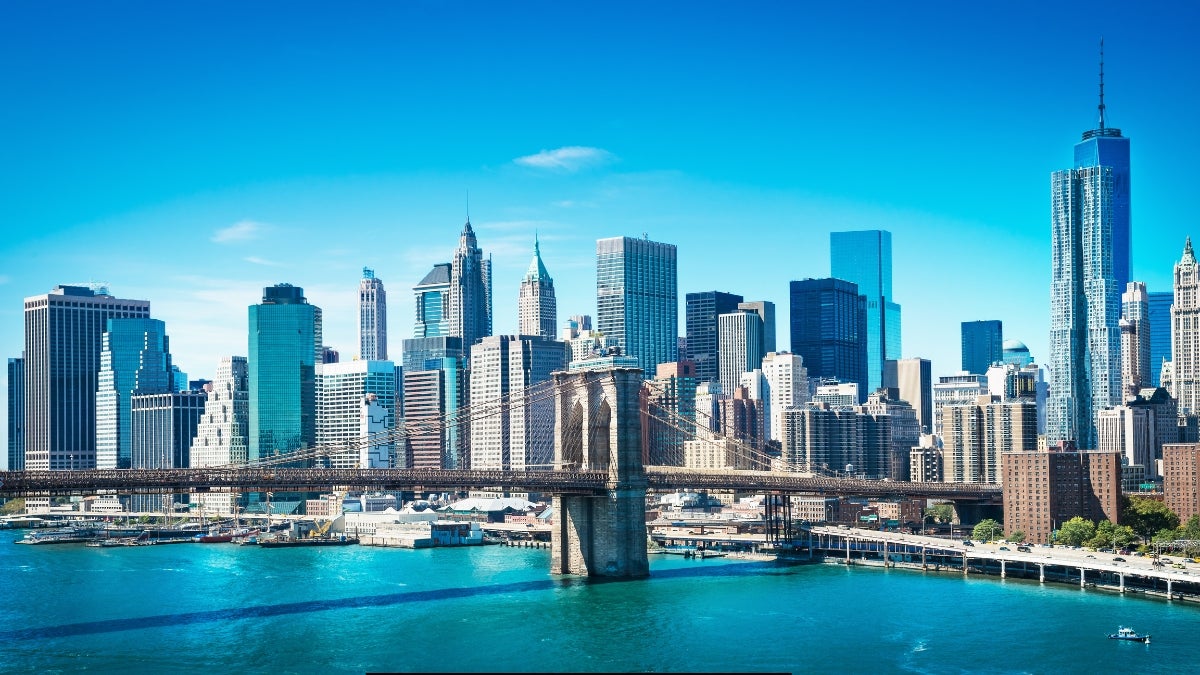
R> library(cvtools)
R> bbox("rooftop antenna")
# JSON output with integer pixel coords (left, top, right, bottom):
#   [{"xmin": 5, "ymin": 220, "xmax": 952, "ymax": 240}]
[
  {"xmin": 1098, "ymin": 37, "xmax": 1106, "ymax": 130},
  {"xmin": 466, "ymin": 188, "xmax": 470, "ymax": 224}
]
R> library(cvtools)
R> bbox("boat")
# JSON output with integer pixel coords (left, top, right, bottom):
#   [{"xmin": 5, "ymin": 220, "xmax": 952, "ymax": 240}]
[
  {"xmin": 257, "ymin": 535, "xmax": 359, "ymax": 548},
  {"xmin": 14, "ymin": 527, "xmax": 103, "ymax": 545},
  {"xmin": 1108, "ymin": 627, "xmax": 1150, "ymax": 643}
]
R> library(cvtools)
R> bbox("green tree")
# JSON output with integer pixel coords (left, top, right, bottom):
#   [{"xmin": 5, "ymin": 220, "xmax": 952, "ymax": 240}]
[
  {"xmin": 973, "ymin": 518, "xmax": 1003, "ymax": 542},
  {"xmin": 927, "ymin": 503, "xmax": 955, "ymax": 524},
  {"xmin": 1180, "ymin": 515, "xmax": 1200, "ymax": 540},
  {"xmin": 0, "ymin": 498, "xmax": 25, "ymax": 515},
  {"xmin": 1008, "ymin": 530, "xmax": 1026, "ymax": 543},
  {"xmin": 1086, "ymin": 520, "xmax": 1117, "ymax": 549},
  {"xmin": 1056, "ymin": 517, "xmax": 1096, "ymax": 547},
  {"xmin": 1123, "ymin": 496, "xmax": 1180, "ymax": 542}
]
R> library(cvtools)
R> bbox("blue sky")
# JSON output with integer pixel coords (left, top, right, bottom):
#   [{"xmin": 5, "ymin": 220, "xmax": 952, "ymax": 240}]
[{"xmin": 3, "ymin": 2, "xmax": 1199, "ymax": 467}]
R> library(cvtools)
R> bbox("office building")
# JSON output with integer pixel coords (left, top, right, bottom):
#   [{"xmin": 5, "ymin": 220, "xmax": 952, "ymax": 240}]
[
  {"xmin": 789, "ymin": 278, "xmax": 867, "ymax": 399},
  {"xmin": 596, "ymin": 236, "xmax": 678, "ymax": 376},
  {"xmin": 812, "ymin": 381, "xmax": 858, "ymax": 408},
  {"xmin": 449, "ymin": 220, "xmax": 493, "ymax": 354},
  {"xmin": 737, "ymin": 301, "xmax": 776, "ymax": 354},
  {"xmin": 359, "ymin": 267, "xmax": 388, "ymax": 361},
  {"xmin": 316, "ymin": 360, "xmax": 398, "ymax": 469},
  {"xmin": 1163, "ymin": 443, "xmax": 1200, "ymax": 522},
  {"xmin": 1172, "ymin": 239, "xmax": 1200, "ymax": 414},
  {"xmin": 718, "ymin": 309, "xmax": 765, "ymax": 398},
  {"xmin": 933, "ymin": 373, "xmax": 989, "ymax": 436},
  {"xmin": 761, "ymin": 352, "xmax": 809, "ymax": 443},
  {"xmin": 1120, "ymin": 281, "xmax": 1151, "ymax": 400},
  {"xmin": 1002, "ymin": 339, "xmax": 1034, "ymax": 368},
  {"xmin": 961, "ymin": 320, "xmax": 1003, "ymax": 375},
  {"xmin": 644, "ymin": 361, "xmax": 699, "ymax": 466},
  {"xmin": 1097, "ymin": 405, "xmax": 1156, "ymax": 480},
  {"xmin": 910, "ymin": 436, "xmax": 943, "ymax": 483},
  {"xmin": 248, "ymin": 284, "xmax": 322, "ymax": 464},
  {"xmin": 1003, "ymin": 449, "xmax": 1122, "ymax": 545},
  {"xmin": 403, "ymin": 364, "xmax": 466, "ymax": 470},
  {"xmin": 7, "ymin": 356, "xmax": 24, "ymax": 471},
  {"xmin": 883, "ymin": 357, "xmax": 932, "ymax": 433},
  {"xmin": 941, "ymin": 396, "xmax": 1037, "ymax": 484},
  {"xmin": 96, "ymin": 318, "xmax": 173, "ymax": 469},
  {"xmin": 830, "ymin": 230, "xmax": 901, "ymax": 393},
  {"xmin": 130, "ymin": 390, "xmax": 207, "ymax": 512},
  {"xmin": 320, "ymin": 346, "xmax": 340, "ymax": 364},
  {"xmin": 414, "ymin": 263, "xmax": 452, "ymax": 338},
  {"xmin": 1148, "ymin": 291, "xmax": 1173, "ymax": 387},
  {"xmin": 685, "ymin": 291, "xmax": 743, "ymax": 385},
  {"xmin": 518, "ymin": 238, "xmax": 557, "ymax": 339},
  {"xmin": 717, "ymin": 387, "xmax": 765, "ymax": 454},
  {"xmin": 189, "ymin": 356, "xmax": 249, "ymax": 513},
  {"xmin": 402, "ymin": 337, "xmax": 464, "ymax": 375},
  {"xmin": 23, "ymin": 285, "xmax": 150, "ymax": 470},
  {"xmin": 780, "ymin": 403, "xmax": 891, "ymax": 479},
  {"xmin": 860, "ymin": 389, "xmax": 921, "ymax": 481}
]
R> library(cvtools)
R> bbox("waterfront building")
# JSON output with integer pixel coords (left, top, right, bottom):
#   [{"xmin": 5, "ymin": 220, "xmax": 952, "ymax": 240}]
[
  {"xmin": 1171, "ymin": 239, "xmax": 1200, "ymax": 414},
  {"xmin": 189, "ymin": 356, "xmax": 249, "ymax": 513},
  {"xmin": 685, "ymin": 291, "xmax": 743, "ymax": 384},
  {"xmin": 518, "ymin": 238, "xmax": 557, "ymax": 339},
  {"xmin": 414, "ymin": 263, "xmax": 452, "ymax": 338},
  {"xmin": 830, "ymin": 230, "xmax": 900, "ymax": 393},
  {"xmin": 1097, "ymin": 404, "xmax": 1156, "ymax": 481},
  {"xmin": 718, "ymin": 309, "xmax": 765, "ymax": 398},
  {"xmin": 1148, "ymin": 291, "xmax": 1173, "ymax": 387},
  {"xmin": 933, "ymin": 373, "xmax": 989, "ymax": 436},
  {"xmin": 449, "ymin": 220, "xmax": 493, "ymax": 355},
  {"xmin": 7, "ymin": 356, "xmax": 23, "ymax": 471},
  {"xmin": 883, "ymin": 357, "xmax": 932, "ymax": 433},
  {"xmin": 779, "ymin": 403, "xmax": 890, "ymax": 478},
  {"xmin": 644, "ymin": 361, "xmax": 699, "ymax": 466},
  {"xmin": 761, "ymin": 352, "xmax": 809, "ymax": 443},
  {"xmin": 812, "ymin": 381, "xmax": 858, "ymax": 408},
  {"xmin": 1163, "ymin": 443, "xmax": 1200, "ymax": 522},
  {"xmin": 961, "ymin": 320, "xmax": 1003, "ymax": 375},
  {"xmin": 860, "ymin": 389, "xmax": 921, "ymax": 481},
  {"xmin": 130, "ymin": 390, "xmax": 207, "ymax": 511},
  {"xmin": 248, "ymin": 284, "xmax": 322, "ymax": 464},
  {"xmin": 789, "ymin": 278, "xmax": 867, "ymax": 400},
  {"xmin": 1002, "ymin": 339, "xmax": 1034, "ymax": 368},
  {"xmin": 96, "ymin": 318, "xmax": 173, "ymax": 469},
  {"xmin": 469, "ymin": 335, "xmax": 567, "ymax": 472},
  {"xmin": 316, "ymin": 360, "xmax": 398, "ymax": 469},
  {"xmin": 1120, "ymin": 281, "xmax": 1151, "ymax": 400},
  {"xmin": 23, "ymin": 285, "xmax": 150, "ymax": 471},
  {"xmin": 737, "ymin": 301, "xmax": 776, "ymax": 354},
  {"xmin": 359, "ymin": 267, "xmax": 388, "ymax": 361},
  {"xmin": 909, "ymin": 435, "xmax": 943, "ymax": 482},
  {"xmin": 941, "ymin": 396, "xmax": 1037, "ymax": 484},
  {"xmin": 596, "ymin": 236, "xmax": 678, "ymax": 376},
  {"xmin": 1002, "ymin": 448, "xmax": 1123, "ymax": 545},
  {"xmin": 717, "ymin": 387, "xmax": 765, "ymax": 454}
]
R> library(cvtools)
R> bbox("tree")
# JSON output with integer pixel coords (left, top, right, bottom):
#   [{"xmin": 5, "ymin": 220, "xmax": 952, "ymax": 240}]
[
  {"xmin": 1123, "ymin": 496, "xmax": 1180, "ymax": 542},
  {"xmin": 1086, "ymin": 520, "xmax": 1117, "ymax": 549},
  {"xmin": 1008, "ymin": 530, "xmax": 1026, "ymax": 543},
  {"xmin": 1056, "ymin": 517, "xmax": 1095, "ymax": 547},
  {"xmin": 927, "ymin": 503, "xmax": 955, "ymax": 524},
  {"xmin": 973, "ymin": 518, "xmax": 1003, "ymax": 542},
  {"xmin": 1112, "ymin": 525, "xmax": 1138, "ymax": 550},
  {"xmin": 0, "ymin": 498, "xmax": 25, "ymax": 515},
  {"xmin": 1180, "ymin": 514, "xmax": 1200, "ymax": 540}
]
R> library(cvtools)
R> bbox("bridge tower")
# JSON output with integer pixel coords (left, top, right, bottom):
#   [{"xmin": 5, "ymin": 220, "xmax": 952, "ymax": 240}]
[{"xmin": 550, "ymin": 367, "xmax": 649, "ymax": 578}]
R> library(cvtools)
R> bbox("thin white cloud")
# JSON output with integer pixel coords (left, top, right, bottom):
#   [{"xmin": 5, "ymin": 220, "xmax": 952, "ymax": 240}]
[
  {"xmin": 514, "ymin": 146, "xmax": 615, "ymax": 172},
  {"xmin": 244, "ymin": 256, "xmax": 283, "ymax": 267},
  {"xmin": 212, "ymin": 220, "xmax": 267, "ymax": 244}
]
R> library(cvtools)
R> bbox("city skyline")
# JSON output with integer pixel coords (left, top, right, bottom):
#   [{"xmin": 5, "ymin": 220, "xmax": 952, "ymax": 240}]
[{"xmin": 3, "ymin": 3, "xmax": 1200, "ymax": 467}]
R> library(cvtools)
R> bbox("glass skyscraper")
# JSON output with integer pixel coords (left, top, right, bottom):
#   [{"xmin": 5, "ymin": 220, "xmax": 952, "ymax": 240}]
[
  {"xmin": 685, "ymin": 291, "xmax": 743, "ymax": 385},
  {"xmin": 961, "ymin": 320, "xmax": 1003, "ymax": 375},
  {"xmin": 788, "ymin": 278, "xmax": 867, "ymax": 399},
  {"xmin": 248, "ymin": 284, "xmax": 322, "ymax": 464},
  {"xmin": 96, "ymin": 317, "xmax": 173, "ymax": 469},
  {"xmin": 830, "ymin": 230, "xmax": 900, "ymax": 393},
  {"xmin": 413, "ymin": 263, "xmax": 451, "ymax": 338},
  {"xmin": 1148, "ymin": 291, "xmax": 1173, "ymax": 387},
  {"xmin": 596, "ymin": 236, "xmax": 678, "ymax": 377},
  {"xmin": 359, "ymin": 267, "xmax": 387, "ymax": 361},
  {"xmin": 7, "ymin": 356, "xmax": 24, "ymax": 471}
]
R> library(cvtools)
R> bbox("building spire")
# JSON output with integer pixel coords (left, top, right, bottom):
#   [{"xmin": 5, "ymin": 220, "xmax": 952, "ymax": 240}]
[
  {"xmin": 1184, "ymin": 236, "xmax": 1196, "ymax": 265},
  {"xmin": 1098, "ymin": 37, "xmax": 1106, "ymax": 130}
]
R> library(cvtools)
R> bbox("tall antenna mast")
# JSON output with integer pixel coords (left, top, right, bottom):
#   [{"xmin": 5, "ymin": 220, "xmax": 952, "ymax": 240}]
[
  {"xmin": 466, "ymin": 188, "xmax": 470, "ymax": 223},
  {"xmin": 1098, "ymin": 37, "xmax": 1106, "ymax": 130}
]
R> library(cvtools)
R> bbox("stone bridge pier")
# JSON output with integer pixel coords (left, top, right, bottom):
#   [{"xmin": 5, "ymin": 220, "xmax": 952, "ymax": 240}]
[{"xmin": 550, "ymin": 367, "xmax": 649, "ymax": 578}]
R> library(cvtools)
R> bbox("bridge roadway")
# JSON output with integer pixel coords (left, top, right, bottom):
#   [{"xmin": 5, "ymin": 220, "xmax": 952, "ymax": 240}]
[{"xmin": 0, "ymin": 467, "xmax": 1002, "ymax": 500}]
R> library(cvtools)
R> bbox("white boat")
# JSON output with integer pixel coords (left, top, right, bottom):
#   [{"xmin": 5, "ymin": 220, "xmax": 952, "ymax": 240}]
[{"xmin": 1108, "ymin": 626, "xmax": 1150, "ymax": 643}]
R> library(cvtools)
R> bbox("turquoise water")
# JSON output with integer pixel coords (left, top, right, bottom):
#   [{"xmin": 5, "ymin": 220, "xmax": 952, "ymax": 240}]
[{"xmin": 1, "ymin": 528, "xmax": 1197, "ymax": 674}]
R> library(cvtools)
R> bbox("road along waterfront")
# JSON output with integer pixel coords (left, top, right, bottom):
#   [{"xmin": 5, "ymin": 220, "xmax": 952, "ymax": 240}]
[{"xmin": 3, "ymin": 528, "xmax": 1200, "ymax": 673}]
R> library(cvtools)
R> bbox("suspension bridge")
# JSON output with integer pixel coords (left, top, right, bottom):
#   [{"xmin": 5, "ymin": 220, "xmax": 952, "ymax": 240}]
[{"xmin": 0, "ymin": 366, "xmax": 1001, "ymax": 577}]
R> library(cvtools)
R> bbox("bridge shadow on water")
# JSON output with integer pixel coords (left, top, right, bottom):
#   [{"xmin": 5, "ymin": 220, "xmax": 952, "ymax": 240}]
[{"xmin": 2, "ymin": 560, "xmax": 782, "ymax": 642}]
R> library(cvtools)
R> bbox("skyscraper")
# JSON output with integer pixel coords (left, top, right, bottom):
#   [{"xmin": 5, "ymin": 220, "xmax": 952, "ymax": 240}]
[
  {"xmin": 449, "ymin": 220, "xmax": 492, "ymax": 354},
  {"xmin": 1120, "ymin": 281, "xmax": 1151, "ymax": 400},
  {"xmin": 413, "ymin": 263, "xmax": 452, "ymax": 338},
  {"xmin": 7, "ymin": 356, "xmax": 24, "ymax": 471},
  {"xmin": 248, "ymin": 284, "xmax": 322, "ymax": 464},
  {"xmin": 596, "ymin": 236, "xmax": 678, "ymax": 376},
  {"xmin": 788, "ymin": 278, "xmax": 867, "ymax": 400},
  {"xmin": 883, "ymin": 357, "xmax": 932, "ymax": 433},
  {"xmin": 359, "ymin": 267, "xmax": 388, "ymax": 361},
  {"xmin": 718, "ymin": 309, "xmax": 765, "ymax": 398},
  {"xmin": 830, "ymin": 230, "xmax": 901, "ymax": 392},
  {"xmin": 760, "ymin": 352, "xmax": 808, "ymax": 443},
  {"xmin": 685, "ymin": 291, "xmax": 743, "ymax": 385},
  {"xmin": 23, "ymin": 285, "xmax": 150, "ymax": 470},
  {"xmin": 737, "ymin": 301, "xmax": 776, "ymax": 354},
  {"xmin": 316, "ymin": 360, "xmax": 397, "ymax": 469},
  {"xmin": 189, "ymin": 356, "xmax": 249, "ymax": 513},
  {"xmin": 518, "ymin": 237, "xmax": 557, "ymax": 339},
  {"xmin": 942, "ymin": 396, "xmax": 1037, "ymax": 484},
  {"xmin": 1148, "ymin": 291, "xmax": 1173, "ymax": 387},
  {"xmin": 130, "ymin": 390, "xmax": 207, "ymax": 512},
  {"xmin": 1171, "ymin": 238, "xmax": 1200, "ymax": 414},
  {"xmin": 96, "ymin": 318, "xmax": 173, "ymax": 469},
  {"xmin": 961, "ymin": 320, "xmax": 1003, "ymax": 375}
]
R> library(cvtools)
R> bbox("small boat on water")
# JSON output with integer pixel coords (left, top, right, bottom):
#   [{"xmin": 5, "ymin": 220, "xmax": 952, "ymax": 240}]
[{"xmin": 1109, "ymin": 626, "xmax": 1150, "ymax": 643}]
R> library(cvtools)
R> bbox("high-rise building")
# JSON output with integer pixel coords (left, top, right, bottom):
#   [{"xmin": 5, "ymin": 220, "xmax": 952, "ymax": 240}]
[
  {"xmin": 685, "ymin": 291, "xmax": 743, "ymax": 385},
  {"xmin": 130, "ymin": 390, "xmax": 207, "ymax": 512},
  {"xmin": 96, "ymin": 318, "xmax": 173, "ymax": 469},
  {"xmin": 830, "ymin": 230, "xmax": 901, "ymax": 393},
  {"xmin": 402, "ymin": 366, "xmax": 466, "ymax": 470},
  {"xmin": 189, "ymin": 356, "xmax": 249, "ymax": 513},
  {"xmin": 1002, "ymin": 339, "xmax": 1034, "ymax": 368},
  {"xmin": 468, "ymin": 335, "xmax": 567, "ymax": 472},
  {"xmin": 737, "ymin": 301, "xmax": 776, "ymax": 354},
  {"xmin": 932, "ymin": 373, "xmax": 988, "ymax": 435},
  {"xmin": 414, "ymin": 263, "xmax": 452, "ymax": 338},
  {"xmin": 717, "ymin": 387, "xmax": 765, "ymax": 454},
  {"xmin": 643, "ymin": 361, "xmax": 699, "ymax": 466},
  {"xmin": 316, "ymin": 360, "xmax": 398, "ymax": 469},
  {"xmin": 860, "ymin": 389, "xmax": 921, "ymax": 481},
  {"xmin": 449, "ymin": 220, "xmax": 492, "ymax": 354},
  {"xmin": 1097, "ymin": 404, "xmax": 1156, "ymax": 480},
  {"xmin": 1148, "ymin": 291, "xmax": 1173, "ymax": 387},
  {"xmin": 942, "ymin": 396, "xmax": 1037, "ymax": 484},
  {"xmin": 1171, "ymin": 239, "xmax": 1200, "ymax": 414},
  {"xmin": 909, "ymin": 435, "xmax": 943, "ymax": 483},
  {"xmin": 401, "ymin": 337, "xmax": 464, "ymax": 375},
  {"xmin": 23, "ymin": 285, "xmax": 151, "ymax": 471},
  {"xmin": 7, "ymin": 356, "xmax": 24, "ymax": 471},
  {"xmin": 1048, "ymin": 59, "xmax": 1130, "ymax": 449},
  {"xmin": 761, "ymin": 352, "xmax": 808, "ymax": 443},
  {"xmin": 718, "ymin": 309, "xmax": 765, "ymax": 398},
  {"xmin": 1002, "ymin": 448, "xmax": 1122, "ymax": 545},
  {"xmin": 1120, "ymin": 281, "xmax": 1151, "ymax": 400},
  {"xmin": 518, "ymin": 238, "xmax": 557, "ymax": 339},
  {"xmin": 883, "ymin": 357, "xmax": 932, "ymax": 433},
  {"xmin": 596, "ymin": 236, "xmax": 678, "ymax": 376},
  {"xmin": 780, "ymin": 402, "xmax": 890, "ymax": 478},
  {"xmin": 359, "ymin": 267, "xmax": 388, "ymax": 361},
  {"xmin": 1163, "ymin": 443, "xmax": 1200, "ymax": 522},
  {"xmin": 789, "ymin": 278, "xmax": 867, "ymax": 400},
  {"xmin": 961, "ymin": 320, "xmax": 1003, "ymax": 375},
  {"xmin": 248, "ymin": 284, "xmax": 322, "ymax": 464}
]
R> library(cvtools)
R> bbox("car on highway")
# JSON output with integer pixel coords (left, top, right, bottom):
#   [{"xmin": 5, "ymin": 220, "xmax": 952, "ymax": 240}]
[
  {"xmin": 1017, "ymin": 546, "xmax": 1031, "ymax": 552},
  {"xmin": 1113, "ymin": 557, "xmax": 1126, "ymax": 562},
  {"xmin": 1086, "ymin": 554, "xmax": 1096, "ymax": 558},
  {"xmin": 999, "ymin": 546, "xmax": 1010, "ymax": 551},
  {"xmin": 962, "ymin": 540, "xmax": 974, "ymax": 547}
]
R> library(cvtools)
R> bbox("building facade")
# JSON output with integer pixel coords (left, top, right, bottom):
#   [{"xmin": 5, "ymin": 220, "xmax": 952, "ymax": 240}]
[
  {"xmin": 518, "ymin": 238, "xmax": 557, "ymax": 339},
  {"xmin": 596, "ymin": 236, "xmax": 678, "ymax": 376},
  {"xmin": 761, "ymin": 352, "xmax": 809, "ymax": 444},
  {"xmin": 961, "ymin": 320, "xmax": 1003, "ymax": 375},
  {"xmin": 1163, "ymin": 443, "xmax": 1200, "ymax": 522},
  {"xmin": 1148, "ymin": 291, "xmax": 1173, "ymax": 387},
  {"xmin": 7, "ymin": 356, "xmax": 23, "ymax": 471},
  {"xmin": 788, "ymin": 278, "xmax": 867, "ymax": 399},
  {"xmin": 883, "ymin": 357, "xmax": 932, "ymax": 433},
  {"xmin": 1003, "ymin": 449, "xmax": 1123, "ymax": 545},
  {"xmin": 941, "ymin": 396, "xmax": 1037, "ymax": 484},
  {"xmin": 1171, "ymin": 239, "xmax": 1200, "ymax": 414},
  {"xmin": 449, "ymin": 220, "xmax": 493, "ymax": 355},
  {"xmin": 718, "ymin": 309, "xmax": 765, "ymax": 399},
  {"xmin": 830, "ymin": 230, "xmax": 900, "ymax": 393},
  {"xmin": 644, "ymin": 361, "xmax": 699, "ymax": 466},
  {"xmin": 359, "ymin": 267, "xmax": 388, "ymax": 361},
  {"xmin": 1097, "ymin": 404, "xmax": 1156, "ymax": 480},
  {"xmin": 96, "ymin": 318, "xmax": 173, "ymax": 469},
  {"xmin": 188, "ymin": 356, "xmax": 249, "ymax": 513},
  {"xmin": 1120, "ymin": 281, "xmax": 1151, "ymax": 400},
  {"xmin": 414, "ymin": 263, "xmax": 452, "ymax": 338},
  {"xmin": 684, "ymin": 291, "xmax": 743, "ymax": 385},
  {"xmin": 316, "ymin": 360, "xmax": 398, "ymax": 469}
]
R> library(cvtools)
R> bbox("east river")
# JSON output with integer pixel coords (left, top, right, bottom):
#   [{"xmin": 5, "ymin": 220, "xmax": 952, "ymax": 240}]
[{"xmin": 2, "ymin": 528, "xmax": 1198, "ymax": 674}]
